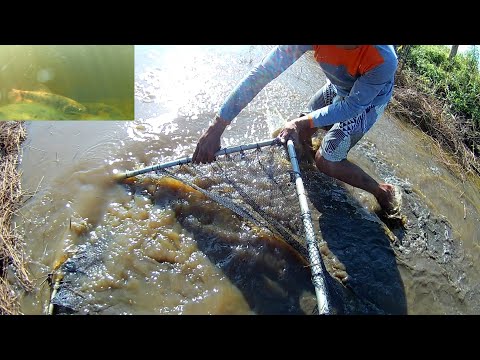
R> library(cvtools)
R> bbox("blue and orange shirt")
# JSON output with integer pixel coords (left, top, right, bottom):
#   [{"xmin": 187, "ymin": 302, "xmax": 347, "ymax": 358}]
[{"xmin": 218, "ymin": 45, "xmax": 398, "ymax": 128}]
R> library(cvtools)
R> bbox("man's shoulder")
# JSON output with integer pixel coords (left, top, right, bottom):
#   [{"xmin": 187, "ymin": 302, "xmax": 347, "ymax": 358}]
[
  {"xmin": 372, "ymin": 45, "xmax": 398, "ymax": 63},
  {"xmin": 365, "ymin": 45, "xmax": 398, "ymax": 74}
]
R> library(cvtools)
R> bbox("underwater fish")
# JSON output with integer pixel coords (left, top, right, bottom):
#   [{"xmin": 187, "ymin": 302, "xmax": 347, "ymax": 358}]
[{"xmin": 7, "ymin": 88, "xmax": 87, "ymax": 114}]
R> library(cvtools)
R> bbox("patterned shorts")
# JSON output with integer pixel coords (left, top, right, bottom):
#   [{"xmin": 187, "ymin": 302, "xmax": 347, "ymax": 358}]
[{"xmin": 301, "ymin": 82, "xmax": 388, "ymax": 162}]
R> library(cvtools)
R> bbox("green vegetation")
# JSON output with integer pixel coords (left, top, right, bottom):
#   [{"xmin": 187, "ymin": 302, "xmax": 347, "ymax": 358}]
[
  {"xmin": 400, "ymin": 45, "xmax": 480, "ymax": 128},
  {"xmin": 391, "ymin": 45, "xmax": 479, "ymax": 176}
]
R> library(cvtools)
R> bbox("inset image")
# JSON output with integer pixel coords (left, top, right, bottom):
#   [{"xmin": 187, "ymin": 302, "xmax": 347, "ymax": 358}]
[{"xmin": 0, "ymin": 45, "xmax": 134, "ymax": 120}]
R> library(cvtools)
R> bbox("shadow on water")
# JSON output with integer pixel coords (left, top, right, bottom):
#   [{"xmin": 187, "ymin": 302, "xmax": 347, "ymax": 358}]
[
  {"xmin": 179, "ymin": 222, "xmax": 318, "ymax": 315},
  {"xmin": 303, "ymin": 168, "xmax": 408, "ymax": 315}
]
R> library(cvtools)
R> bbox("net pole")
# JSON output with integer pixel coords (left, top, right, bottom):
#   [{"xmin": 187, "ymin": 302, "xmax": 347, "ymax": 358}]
[
  {"xmin": 286, "ymin": 139, "xmax": 331, "ymax": 315},
  {"xmin": 118, "ymin": 138, "xmax": 280, "ymax": 179}
]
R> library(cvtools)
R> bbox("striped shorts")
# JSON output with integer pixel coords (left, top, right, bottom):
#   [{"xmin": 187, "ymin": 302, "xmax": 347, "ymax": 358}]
[{"xmin": 302, "ymin": 82, "xmax": 388, "ymax": 162}]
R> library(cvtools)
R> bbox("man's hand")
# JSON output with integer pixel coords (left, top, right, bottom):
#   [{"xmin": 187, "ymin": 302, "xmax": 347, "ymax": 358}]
[
  {"xmin": 192, "ymin": 116, "xmax": 229, "ymax": 164},
  {"xmin": 277, "ymin": 116, "xmax": 317, "ymax": 146}
]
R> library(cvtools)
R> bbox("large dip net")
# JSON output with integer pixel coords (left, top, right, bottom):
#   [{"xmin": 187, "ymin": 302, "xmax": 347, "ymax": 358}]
[{"xmin": 50, "ymin": 140, "xmax": 350, "ymax": 315}]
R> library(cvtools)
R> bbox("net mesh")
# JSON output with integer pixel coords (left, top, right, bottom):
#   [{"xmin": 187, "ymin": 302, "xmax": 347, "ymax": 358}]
[{"xmin": 150, "ymin": 144, "xmax": 310, "ymax": 259}]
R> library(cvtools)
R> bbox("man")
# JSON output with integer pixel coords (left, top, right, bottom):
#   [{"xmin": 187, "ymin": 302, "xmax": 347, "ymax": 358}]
[{"xmin": 192, "ymin": 45, "xmax": 400, "ymax": 215}]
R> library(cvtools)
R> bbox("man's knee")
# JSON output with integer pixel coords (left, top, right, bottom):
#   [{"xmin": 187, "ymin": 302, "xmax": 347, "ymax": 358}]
[
  {"xmin": 315, "ymin": 149, "xmax": 349, "ymax": 174},
  {"xmin": 315, "ymin": 151, "xmax": 331, "ymax": 173}
]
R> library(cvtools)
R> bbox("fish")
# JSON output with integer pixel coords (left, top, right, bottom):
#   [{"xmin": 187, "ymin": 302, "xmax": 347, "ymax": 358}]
[{"xmin": 7, "ymin": 88, "xmax": 87, "ymax": 114}]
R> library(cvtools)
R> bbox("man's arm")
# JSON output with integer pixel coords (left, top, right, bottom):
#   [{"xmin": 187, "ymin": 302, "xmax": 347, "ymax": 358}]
[
  {"xmin": 218, "ymin": 45, "xmax": 312, "ymax": 121},
  {"xmin": 192, "ymin": 45, "xmax": 311, "ymax": 164}
]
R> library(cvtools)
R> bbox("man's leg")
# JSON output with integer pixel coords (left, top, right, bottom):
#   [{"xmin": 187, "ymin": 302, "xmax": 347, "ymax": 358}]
[
  {"xmin": 315, "ymin": 154, "xmax": 397, "ymax": 212},
  {"xmin": 315, "ymin": 103, "xmax": 399, "ymax": 214}
]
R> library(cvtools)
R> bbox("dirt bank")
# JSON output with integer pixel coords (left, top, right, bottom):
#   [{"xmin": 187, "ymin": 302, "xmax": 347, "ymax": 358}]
[{"xmin": 0, "ymin": 121, "xmax": 31, "ymax": 314}]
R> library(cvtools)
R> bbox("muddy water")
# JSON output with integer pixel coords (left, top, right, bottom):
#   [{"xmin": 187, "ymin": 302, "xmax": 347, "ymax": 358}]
[{"xmin": 14, "ymin": 45, "xmax": 480, "ymax": 314}]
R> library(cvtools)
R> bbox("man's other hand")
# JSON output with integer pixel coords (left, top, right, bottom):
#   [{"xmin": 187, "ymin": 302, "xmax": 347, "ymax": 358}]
[{"xmin": 192, "ymin": 116, "xmax": 229, "ymax": 164}]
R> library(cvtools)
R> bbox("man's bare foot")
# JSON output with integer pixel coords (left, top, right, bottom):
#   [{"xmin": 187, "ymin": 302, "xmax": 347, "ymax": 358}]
[{"xmin": 375, "ymin": 183, "xmax": 402, "ymax": 215}]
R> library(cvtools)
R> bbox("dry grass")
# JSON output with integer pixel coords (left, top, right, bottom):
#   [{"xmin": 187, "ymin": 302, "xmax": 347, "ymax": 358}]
[
  {"xmin": 389, "ymin": 69, "xmax": 480, "ymax": 179},
  {"xmin": 0, "ymin": 276, "xmax": 19, "ymax": 314},
  {"xmin": 0, "ymin": 121, "xmax": 32, "ymax": 315}
]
